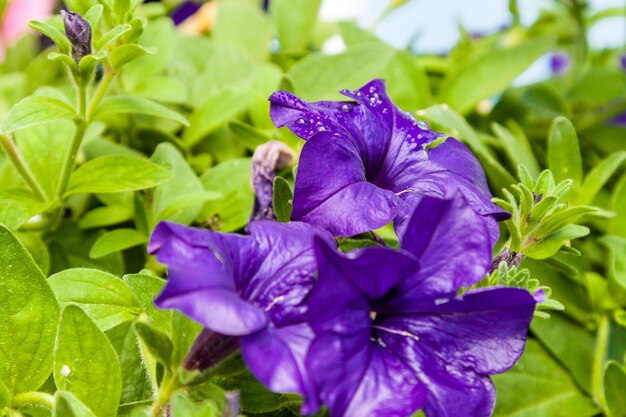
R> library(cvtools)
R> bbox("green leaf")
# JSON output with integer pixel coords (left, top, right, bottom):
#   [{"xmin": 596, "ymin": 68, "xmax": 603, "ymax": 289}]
[
  {"xmin": 96, "ymin": 24, "xmax": 132, "ymax": 50},
  {"xmin": 29, "ymin": 20, "xmax": 71, "ymax": 54},
  {"xmin": 492, "ymin": 122, "xmax": 539, "ymax": 177},
  {"xmin": 83, "ymin": 5, "xmax": 104, "ymax": 29},
  {"xmin": 531, "ymin": 313, "xmax": 594, "ymax": 393},
  {"xmin": 576, "ymin": 151, "xmax": 626, "ymax": 206},
  {"xmin": 151, "ymin": 142, "xmax": 211, "ymax": 224},
  {"xmin": 53, "ymin": 391, "xmax": 98, "ymax": 417},
  {"xmin": 111, "ymin": 44, "xmax": 156, "ymax": 70},
  {"xmin": 199, "ymin": 158, "xmax": 254, "ymax": 232},
  {"xmin": 123, "ymin": 273, "xmax": 170, "ymax": 333},
  {"xmin": 547, "ymin": 116, "xmax": 583, "ymax": 187},
  {"xmin": 0, "ymin": 379, "xmax": 8, "ymax": 408},
  {"xmin": 525, "ymin": 224, "xmax": 590, "ymax": 259},
  {"xmin": 135, "ymin": 321, "xmax": 174, "ymax": 369},
  {"xmin": 48, "ymin": 268, "xmax": 140, "ymax": 331},
  {"xmin": 604, "ymin": 361, "xmax": 626, "ymax": 417},
  {"xmin": 419, "ymin": 105, "xmax": 516, "ymax": 192},
  {"xmin": 273, "ymin": 176, "xmax": 293, "ymax": 222},
  {"xmin": 439, "ymin": 36, "xmax": 555, "ymax": 114},
  {"xmin": 493, "ymin": 340, "xmax": 598, "ymax": 417},
  {"xmin": 171, "ymin": 311, "xmax": 202, "ymax": 368},
  {"xmin": 288, "ymin": 42, "xmax": 396, "ymax": 101},
  {"xmin": 611, "ymin": 172, "xmax": 626, "ymax": 238},
  {"xmin": 271, "ymin": 0, "xmax": 322, "ymax": 53},
  {"xmin": 89, "ymin": 228, "xmax": 148, "ymax": 258},
  {"xmin": 79, "ymin": 205, "xmax": 133, "ymax": 229},
  {"xmin": 228, "ymin": 120, "xmax": 271, "ymax": 151},
  {"xmin": 66, "ymin": 154, "xmax": 173, "ymax": 196},
  {"xmin": 0, "ymin": 224, "xmax": 59, "ymax": 394},
  {"xmin": 0, "ymin": 189, "xmax": 47, "ymax": 230},
  {"xmin": 0, "ymin": 96, "xmax": 75, "ymax": 134},
  {"xmin": 183, "ymin": 88, "xmax": 249, "ymax": 147},
  {"xmin": 55, "ymin": 306, "xmax": 122, "ymax": 417},
  {"xmin": 171, "ymin": 391, "xmax": 222, "ymax": 417},
  {"xmin": 92, "ymin": 95, "xmax": 189, "ymax": 125},
  {"xmin": 600, "ymin": 235, "xmax": 626, "ymax": 290}
]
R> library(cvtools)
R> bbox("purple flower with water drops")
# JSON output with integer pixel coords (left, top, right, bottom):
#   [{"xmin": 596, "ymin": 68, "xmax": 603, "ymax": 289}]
[
  {"xmin": 304, "ymin": 194, "xmax": 539, "ymax": 417},
  {"xmin": 269, "ymin": 79, "xmax": 508, "ymax": 239},
  {"xmin": 148, "ymin": 220, "xmax": 334, "ymax": 412}
]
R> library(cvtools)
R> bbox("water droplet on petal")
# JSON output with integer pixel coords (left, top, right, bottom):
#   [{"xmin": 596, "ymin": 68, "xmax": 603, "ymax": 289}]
[
  {"xmin": 340, "ymin": 104, "xmax": 352, "ymax": 112},
  {"xmin": 297, "ymin": 118, "xmax": 308, "ymax": 125},
  {"xmin": 405, "ymin": 111, "xmax": 416, "ymax": 121},
  {"xmin": 318, "ymin": 126, "xmax": 327, "ymax": 132},
  {"xmin": 382, "ymin": 108, "xmax": 389, "ymax": 114},
  {"xmin": 417, "ymin": 120, "xmax": 429, "ymax": 130},
  {"xmin": 369, "ymin": 86, "xmax": 377, "ymax": 94}
]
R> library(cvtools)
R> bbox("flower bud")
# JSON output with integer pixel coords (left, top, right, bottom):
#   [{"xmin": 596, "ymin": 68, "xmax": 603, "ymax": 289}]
[{"xmin": 61, "ymin": 10, "xmax": 92, "ymax": 63}]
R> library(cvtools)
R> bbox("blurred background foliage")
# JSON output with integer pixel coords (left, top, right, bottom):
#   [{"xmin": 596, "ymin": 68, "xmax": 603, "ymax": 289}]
[{"xmin": 0, "ymin": 0, "xmax": 625, "ymax": 416}]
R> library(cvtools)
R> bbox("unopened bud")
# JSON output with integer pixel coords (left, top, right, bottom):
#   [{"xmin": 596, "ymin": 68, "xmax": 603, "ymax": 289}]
[{"xmin": 61, "ymin": 10, "xmax": 92, "ymax": 63}]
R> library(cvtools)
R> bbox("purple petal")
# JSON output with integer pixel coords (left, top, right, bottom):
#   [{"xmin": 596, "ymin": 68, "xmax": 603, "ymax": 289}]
[
  {"xmin": 307, "ymin": 331, "xmax": 426, "ymax": 417},
  {"xmin": 241, "ymin": 323, "xmax": 319, "ymax": 413},
  {"xmin": 242, "ymin": 221, "xmax": 334, "ymax": 325},
  {"xmin": 389, "ymin": 194, "xmax": 494, "ymax": 306},
  {"xmin": 292, "ymin": 132, "xmax": 401, "ymax": 236}
]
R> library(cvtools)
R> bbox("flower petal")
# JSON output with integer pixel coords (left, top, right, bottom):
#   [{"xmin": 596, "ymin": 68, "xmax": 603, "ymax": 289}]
[
  {"xmin": 241, "ymin": 323, "xmax": 319, "ymax": 413},
  {"xmin": 291, "ymin": 131, "xmax": 401, "ymax": 236},
  {"xmin": 390, "ymin": 194, "xmax": 493, "ymax": 306}
]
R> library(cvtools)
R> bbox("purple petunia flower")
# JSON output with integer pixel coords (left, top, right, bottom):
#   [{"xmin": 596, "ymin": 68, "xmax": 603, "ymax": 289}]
[
  {"xmin": 549, "ymin": 51, "xmax": 570, "ymax": 75},
  {"xmin": 148, "ymin": 220, "xmax": 334, "ymax": 412},
  {"xmin": 304, "ymin": 194, "xmax": 538, "ymax": 417},
  {"xmin": 269, "ymin": 79, "xmax": 508, "ymax": 240}
]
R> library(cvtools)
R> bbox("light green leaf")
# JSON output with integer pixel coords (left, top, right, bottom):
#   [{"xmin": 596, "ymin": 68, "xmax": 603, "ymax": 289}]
[
  {"xmin": 0, "ymin": 225, "xmax": 59, "ymax": 394},
  {"xmin": 604, "ymin": 361, "xmax": 626, "ymax": 417},
  {"xmin": 493, "ymin": 340, "xmax": 598, "ymax": 417},
  {"xmin": 171, "ymin": 311, "xmax": 202, "ymax": 368},
  {"xmin": 92, "ymin": 95, "xmax": 189, "ymax": 125},
  {"xmin": 576, "ymin": 151, "xmax": 626, "ymax": 206},
  {"xmin": 66, "ymin": 154, "xmax": 173, "ymax": 196},
  {"xmin": 151, "ymin": 142, "xmax": 209, "ymax": 224},
  {"xmin": 439, "ymin": 36, "xmax": 555, "ymax": 114},
  {"xmin": 132, "ymin": 76, "xmax": 189, "ymax": 105},
  {"xmin": 199, "ymin": 158, "xmax": 254, "ymax": 232},
  {"xmin": 610, "ymin": 172, "xmax": 626, "ymax": 238},
  {"xmin": 96, "ymin": 24, "xmax": 132, "ymax": 50},
  {"xmin": 289, "ymin": 42, "xmax": 396, "ymax": 101},
  {"xmin": 0, "ymin": 189, "xmax": 47, "ymax": 230},
  {"xmin": 111, "ymin": 44, "xmax": 156, "ymax": 70},
  {"xmin": 89, "ymin": 228, "xmax": 148, "ymax": 258},
  {"xmin": 600, "ymin": 235, "xmax": 626, "ymax": 290},
  {"xmin": 29, "ymin": 20, "xmax": 71, "ymax": 54},
  {"xmin": 271, "ymin": 0, "xmax": 322, "ymax": 53},
  {"xmin": 54, "ymin": 305, "xmax": 122, "ymax": 417},
  {"xmin": 53, "ymin": 391, "xmax": 98, "ymax": 417},
  {"xmin": 183, "ymin": 88, "xmax": 249, "ymax": 147},
  {"xmin": 526, "ymin": 224, "xmax": 590, "ymax": 259},
  {"xmin": 123, "ymin": 273, "xmax": 170, "ymax": 333},
  {"xmin": 547, "ymin": 116, "xmax": 583, "ymax": 187},
  {"xmin": 492, "ymin": 122, "xmax": 539, "ymax": 177},
  {"xmin": 273, "ymin": 176, "xmax": 292, "ymax": 222},
  {"xmin": 79, "ymin": 205, "xmax": 133, "ymax": 229},
  {"xmin": 0, "ymin": 96, "xmax": 75, "ymax": 134},
  {"xmin": 419, "ymin": 105, "xmax": 516, "ymax": 192},
  {"xmin": 49, "ymin": 268, "xmax": 140, "ymax": 331}
]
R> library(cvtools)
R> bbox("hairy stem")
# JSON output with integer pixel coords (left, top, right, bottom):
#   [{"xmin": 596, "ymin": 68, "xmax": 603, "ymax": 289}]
[
  {"xmin": 11, "ymin": 391, "xmax": 54, "ymax": 410},
  {"xmin": 591, "ymin": 314, "xmax": 610, "ymax": 412},
  {"xmin": 87, "ymin": 70, "xmax": 115, "ymax": 120},
  {"xmin": 150, "ymin": 372, "xmax": 180, "ymax": 417},
  {"xmin": 55, "ymin": 120, "xmax": 87, "ymax": 199},
  {"xmin": 0, "ymin": 134, "xmax": 48, "ymax": 201}
]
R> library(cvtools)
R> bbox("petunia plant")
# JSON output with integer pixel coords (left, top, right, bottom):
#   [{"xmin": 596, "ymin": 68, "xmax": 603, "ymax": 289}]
[{"xmin": 0, "ymin": 1, "xmax": 625, "ymax": 417}]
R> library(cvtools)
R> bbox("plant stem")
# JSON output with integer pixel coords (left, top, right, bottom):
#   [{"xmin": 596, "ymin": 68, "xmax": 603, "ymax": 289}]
[
  {"xmin": 11, "ymin": 391, "xmax": 54, "ymax": 410},
  {"xmin": 591, "ymin": 314, "xmax": 610, "ymax": 412},
  {"xmin": 55, "ymin": 120, "xmax": 87, "ymax": 199},
  {"xmin": 0, "ymin": 134, "xmax": 48, "ymax": 201},
  {"xmin": 150, "ymin": 372, "xmax": 180, "ymax": 417},
  {"xmin": 87, "ymin": 70, "xmax": 115, "ymax": 120}
]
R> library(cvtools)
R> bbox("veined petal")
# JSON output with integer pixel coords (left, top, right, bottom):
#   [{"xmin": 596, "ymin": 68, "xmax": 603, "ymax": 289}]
[
  {"xmin": 292, "ymin": 132, "xmax": 401, "ymax": 236},
  {"xmin": 241, "ymin": 323, "xmax": 320, "ymax": 413}
]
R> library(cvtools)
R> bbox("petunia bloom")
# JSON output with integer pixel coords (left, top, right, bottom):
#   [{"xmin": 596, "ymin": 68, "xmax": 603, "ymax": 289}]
[
  {"xmin": 269, "ymin": 79, "xmax": 508, "ymax": 240},
  {"xmin": 148, "ymin": 220, "xmax": 333, "ymax": 412},
  {"xmin": 304, "ymin": 194, "xmax": 538, "ymax": 417}
]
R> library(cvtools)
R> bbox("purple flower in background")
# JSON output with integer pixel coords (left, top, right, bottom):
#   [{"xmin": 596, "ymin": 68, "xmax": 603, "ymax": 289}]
[
  {"xmin": 171, "ymin": 1, "xmax": 201, "ymax": 25},
  {"xmin": 550, "ymin": 51, "xmax": 570, "ymax": 75},
  {"xmin": 269, "ymin": 79, "xmax": 507, "ymax": 239},
  {"xmin": 620, "ymin": 54, "xmax": 626, "ymax": 72},
  {"xmin": 304, "ymin": 194, "xmax": 538, "ymax": 417},
  {"xmin": 149, "ymin": 220, "xmax": 333, "ymax": 412}
]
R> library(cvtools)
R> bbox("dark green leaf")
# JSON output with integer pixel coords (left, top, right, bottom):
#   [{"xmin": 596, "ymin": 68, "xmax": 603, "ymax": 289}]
[
  {"xmin": 53, "ymin": 391, "xmax": 97, "ymax": 417},
  {"xmin": 547, "ymin": 116, "xmax": 583, "ymax": 187},
  {"xmin": 273, "ymin": 176, "xmax": 292, "ymax": 222},
  {"xmin": 135, "ymin": 321, "xmax": 174, "ymax": 369}
]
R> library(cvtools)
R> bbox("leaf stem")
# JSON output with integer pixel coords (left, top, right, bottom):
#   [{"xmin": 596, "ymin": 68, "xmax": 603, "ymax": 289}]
[
  {"xmin": 11, "ymin": 391, "xmax": 54, "ymax": 410},
  {"xmin": 0, "ymin": 134, "xmax": 48, "ymax": 201},
  {"xmin": 87, "ymin": 70, "xmax": 115, "ymax": 120},
  {"xmin": 150, "ymin": 372, "xmax": 180, "ymax": 417},
  {"xmin": 592, "ymin": 314, "xmax": 610, "ymax": 412},
  {"xmin": 55, "ymin": 120, "xmax": 87, "ymax": 199}
]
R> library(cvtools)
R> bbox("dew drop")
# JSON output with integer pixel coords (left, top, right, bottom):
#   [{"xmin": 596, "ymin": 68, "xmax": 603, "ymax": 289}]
[
  {"xmin": 297, "ymin": 118, "xmax": 308, "ymax": 125},
  {"xmin": 340, "ymin": 103, "xmax": 352, "ymax": 112},
  {"xmin": 417, "ymin": 120, "xmax": 429, "ymax": 130},
  {"xmin": 318, "ymin": 126, "xmax": 327, "ymax": 132},
  {"xmin": 368, "ymin": 86, "xmax": 376, "ymax": 94},
  {"xmin": 382, "ymin": 108, "xmax": 389, "ymax": 114}
]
